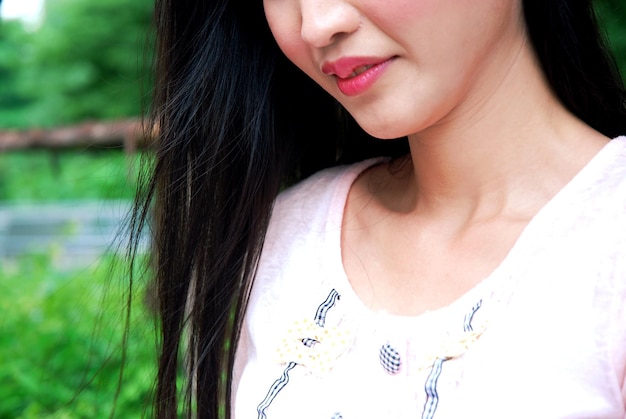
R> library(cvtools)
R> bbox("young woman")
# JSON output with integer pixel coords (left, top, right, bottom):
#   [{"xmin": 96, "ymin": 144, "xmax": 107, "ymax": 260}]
[{"xmin": 134, "ymin": 0, "xmax": 626, "ymax": 417}]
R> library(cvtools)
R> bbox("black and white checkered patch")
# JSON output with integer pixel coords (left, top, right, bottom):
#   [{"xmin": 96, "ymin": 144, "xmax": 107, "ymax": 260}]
[{"xmin": 379, "ymin": 343, "xmax": 401, "ymax": 375}]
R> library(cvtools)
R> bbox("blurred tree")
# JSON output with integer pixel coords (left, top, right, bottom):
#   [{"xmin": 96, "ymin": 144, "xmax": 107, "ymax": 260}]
[
  {"xmin": 0, "ymin": 0, "xmax": 153, "ymax": 129},
  {"xmin": 0, "ymin": 20, "xmax": 36, "ymax": 128}
]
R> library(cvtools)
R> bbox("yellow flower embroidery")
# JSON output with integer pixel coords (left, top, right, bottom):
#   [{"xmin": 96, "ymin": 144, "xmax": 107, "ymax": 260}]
[
  {"xmin": 415, "ymin": 320, "xmax": 489, "ymax": 370},
  {"xmin": 275, "ymin": 317, "xmax": 353, "ymax": 375}
]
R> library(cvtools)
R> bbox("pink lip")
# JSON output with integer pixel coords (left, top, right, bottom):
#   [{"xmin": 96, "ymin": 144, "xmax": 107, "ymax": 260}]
[{"xmin": 321, "ymin": 56, "xmax": 395, "ymax": 96}]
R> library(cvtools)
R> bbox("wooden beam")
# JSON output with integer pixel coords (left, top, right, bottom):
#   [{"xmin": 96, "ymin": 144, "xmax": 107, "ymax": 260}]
[{"xmin": 0, "ymin": 118, "xmax": 154, "ymax": 151}]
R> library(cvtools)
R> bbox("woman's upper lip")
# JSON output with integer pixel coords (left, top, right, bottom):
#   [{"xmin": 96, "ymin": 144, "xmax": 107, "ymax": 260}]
[{"xmin": 321, "ymin": 56, "xmax": 394, "ymax": 79}]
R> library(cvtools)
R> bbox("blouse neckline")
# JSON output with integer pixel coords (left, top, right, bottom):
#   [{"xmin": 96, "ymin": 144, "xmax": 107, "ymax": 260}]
[{"xmin": 320, "ymin": 137, "xmax": 625, "ymax": 329}]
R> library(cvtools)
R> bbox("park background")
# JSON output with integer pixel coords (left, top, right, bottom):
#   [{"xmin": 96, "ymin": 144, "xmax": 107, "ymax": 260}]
[{"xmin": 0, "ymin": 0, "xmax": 625, "ymax": 417}]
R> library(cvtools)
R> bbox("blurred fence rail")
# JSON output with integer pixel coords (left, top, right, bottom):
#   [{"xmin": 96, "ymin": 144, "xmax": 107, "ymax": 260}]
[
  {"xmin": 0, "ymin": 118, "xmax": 153, "ymax": 152},
  {"xmin": 0, "ymin": 201, "xmax": 150, "ymax": 265}
]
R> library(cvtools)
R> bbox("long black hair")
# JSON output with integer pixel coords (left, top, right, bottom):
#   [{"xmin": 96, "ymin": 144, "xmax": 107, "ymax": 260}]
[{"xmin": 130, "ymin": 0, "xmax": 626, "ymax": 417}]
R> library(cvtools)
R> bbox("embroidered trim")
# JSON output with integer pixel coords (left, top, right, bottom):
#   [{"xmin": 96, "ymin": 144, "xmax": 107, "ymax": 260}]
[
  {"xmin": 413, "ymin": 299, "xmax": 487, "ymax": 370},
  {"xmin": 258, "ymin": 289, "xmax": 347, "ymax": 416},
  {"xmin": 256, "ymin": 362, "xmax": 297, "ymax": 419},
  {"xmin": 422, "ymin": 357, "xmax": 446, "ymax": 419},
  {"xmin": 420, "ymin": 299, "xmax": 485, "ymax": 419},
  {"xmin": 463, "ymin": 300, "xmax": 483, "ymax": 332},
  {"xmin": 314, "ymin": 289, "xmax": 340, "ymax": 327},
  {"xmin": 274, "ymin": 289, "xmax": 353, "ymax": 375}
]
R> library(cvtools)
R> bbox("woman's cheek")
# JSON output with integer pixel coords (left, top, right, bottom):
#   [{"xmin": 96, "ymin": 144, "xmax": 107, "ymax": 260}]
[
  {"xmin": 264, "ymin": 6, "xmax": 301, "ymax": 60},
  {"xmin": 269, "ymin": 27, "xmax": 321, "ymax": 84}
]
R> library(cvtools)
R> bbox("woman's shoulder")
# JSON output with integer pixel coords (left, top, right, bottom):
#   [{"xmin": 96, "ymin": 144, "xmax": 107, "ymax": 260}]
[
  {"xmin": 250, "ymin": 159, "xmax": 384, "ymax": 309},
  {"xmin": 582, "ymin": 136, "xmax": 626, "ymax": 204},
  {"xmin": 255, "ymin": 158, "xmax": 385, "ymax": 281},
  {"xmin": 551, "ymin": 136, "xmax": 626, "ymax": 237},
  {"xmin": 270, "ymin": 158, "xmax": 385, "ymax": 227}
]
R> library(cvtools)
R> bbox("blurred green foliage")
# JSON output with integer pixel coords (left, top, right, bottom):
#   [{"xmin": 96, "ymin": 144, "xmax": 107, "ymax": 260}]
[
  {"xmin": 0, "ymin": 0, "xmax": 153, "ymax": 129},
  {"xmin": 0, "ymin": 2, "xmax": 156, "ymax": 414},
  {"xmin": 0, "ymin": 149, "xmax": 139, "ymax": 202},
  {"xmin": 0, "ymin": 254, "xmax": 156, "ymax": 418},
  {"xmin": 0, "ymin": 147, "xmax": 154, "ymax": 417}
]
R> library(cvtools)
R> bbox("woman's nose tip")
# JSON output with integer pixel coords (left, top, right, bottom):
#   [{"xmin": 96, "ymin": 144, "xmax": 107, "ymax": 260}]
[{"xmin": 300, "ymin": 1, "xmax": 360, "ymax": 48}]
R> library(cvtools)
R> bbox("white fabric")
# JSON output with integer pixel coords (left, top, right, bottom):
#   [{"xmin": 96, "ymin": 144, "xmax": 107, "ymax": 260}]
[{"xmin": 234, "ymin": 137, "xmax": 626, "ymax": 419}]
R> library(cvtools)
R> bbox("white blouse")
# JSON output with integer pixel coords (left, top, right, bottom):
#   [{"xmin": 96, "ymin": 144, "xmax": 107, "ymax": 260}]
[{"xmin": 234, "ymin": 137, "xmax": 626, "ymax": 419}]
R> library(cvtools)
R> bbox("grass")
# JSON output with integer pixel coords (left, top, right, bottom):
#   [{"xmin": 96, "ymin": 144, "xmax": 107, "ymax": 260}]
[{"xmin": 0, "ymin": 253, "xmax": 156, "ymax": 418}]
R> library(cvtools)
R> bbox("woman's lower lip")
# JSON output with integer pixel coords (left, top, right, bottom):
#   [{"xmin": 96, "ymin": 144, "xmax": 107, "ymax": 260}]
[{"xmin": 335, "ymin": 58, "xmax": 393, "ymax": 96}]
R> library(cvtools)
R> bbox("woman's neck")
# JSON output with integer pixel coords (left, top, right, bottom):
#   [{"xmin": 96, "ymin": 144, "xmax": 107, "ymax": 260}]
[{"xmin": 398, "ymin": 42, "xmax": 609, "ymax": 224}]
